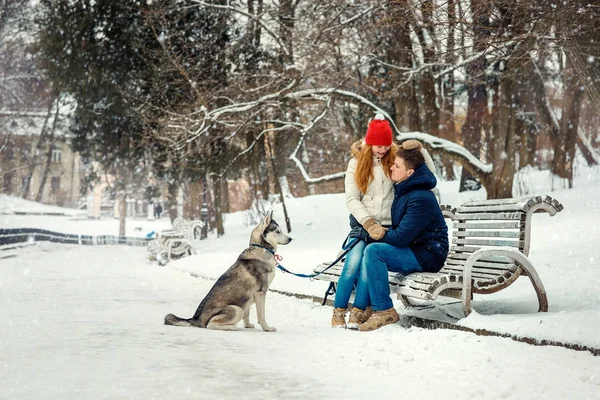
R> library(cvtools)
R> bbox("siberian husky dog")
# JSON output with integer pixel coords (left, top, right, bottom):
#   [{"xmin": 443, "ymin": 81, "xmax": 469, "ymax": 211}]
[{"xmin": 164, "ymin": 211, "xmax": 292, "ymax": 332}]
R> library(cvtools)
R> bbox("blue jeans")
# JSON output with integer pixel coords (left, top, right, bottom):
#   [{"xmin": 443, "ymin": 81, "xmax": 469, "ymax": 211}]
[
  {"xmin": 333, "ymin": 240, "xmax": 370, "ymax": 310},
  {"xmin": 359, "ymin": 243, "xmax": 422, "ymax": 311}
]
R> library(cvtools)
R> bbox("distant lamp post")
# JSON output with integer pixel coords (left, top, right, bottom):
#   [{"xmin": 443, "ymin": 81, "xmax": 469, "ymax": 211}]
[{"xmin": 200, "ymin": 191, "xmax": 208, "ymax": 240}]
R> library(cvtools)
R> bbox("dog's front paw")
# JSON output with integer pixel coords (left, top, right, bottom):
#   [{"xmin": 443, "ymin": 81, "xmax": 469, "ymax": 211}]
[
  {"xmin": 262, "ymin": 326, "xmax": 277, "ymax": 332},
  {"xmin": 244, "ymin": 323, "xmax": 255, "ymax": 329}
]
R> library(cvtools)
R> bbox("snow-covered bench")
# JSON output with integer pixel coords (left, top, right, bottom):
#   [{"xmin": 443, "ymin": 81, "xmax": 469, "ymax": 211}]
[
  {"xmin": 313, "ymin": 196, "xmax": 563, "ymax": 317},
  {"xmin": 147, "ymin": 217, "xmax": 205, "ymax": 265},
  {"xmin": 171, "ymin": 216, "xmax": 205, "ymax": 241}
]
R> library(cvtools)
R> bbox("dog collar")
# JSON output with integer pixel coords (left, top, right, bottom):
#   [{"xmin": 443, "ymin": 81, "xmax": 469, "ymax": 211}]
[
  {"xmin": 251, "ymin": 244, "xmax": 275, "ymax": 255},
  {"xmin": 251, "ymin": 244, "xmax": 283, "ymax": 262}
]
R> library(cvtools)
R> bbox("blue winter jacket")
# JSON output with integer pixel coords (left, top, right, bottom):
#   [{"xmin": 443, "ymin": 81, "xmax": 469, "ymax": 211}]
[{"xmin": 382, "ymin": 163, "xmax": 449, "ymax": 272}]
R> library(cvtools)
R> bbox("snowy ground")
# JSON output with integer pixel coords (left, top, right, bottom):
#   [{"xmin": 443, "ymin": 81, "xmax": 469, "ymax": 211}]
[
  {"xmin": 2, "ymin": 244, "xmax": 599, "ymax": 400},
  {"xmin": 1, "ymin": 166, "xmax": 600, "ymax": 399}
]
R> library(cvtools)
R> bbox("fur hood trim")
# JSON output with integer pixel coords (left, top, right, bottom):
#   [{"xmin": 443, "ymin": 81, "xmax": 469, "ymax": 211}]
[{"xmin": 350, "ymin": 140, "xmax": 365, "ymax": 158}]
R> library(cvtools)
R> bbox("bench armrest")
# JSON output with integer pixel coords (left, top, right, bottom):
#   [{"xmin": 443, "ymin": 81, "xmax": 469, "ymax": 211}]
[{"xmin": 440, "ymin": 205, "xmax": 456, "ymax": 220}]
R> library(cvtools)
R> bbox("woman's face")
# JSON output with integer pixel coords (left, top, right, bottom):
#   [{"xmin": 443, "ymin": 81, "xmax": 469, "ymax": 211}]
[
  {"xmin": 390, "ymin": 156, "xmax": 413, "ymax": 183},
  {"xmin": 371, "ymin": 145, "xmax": 391, "ymax": 159}
]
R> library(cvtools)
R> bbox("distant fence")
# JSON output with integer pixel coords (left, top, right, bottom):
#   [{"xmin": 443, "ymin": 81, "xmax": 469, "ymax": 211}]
[{"xmin": 0, "ymin": 228, "xmax": 150, "ymax": 247}]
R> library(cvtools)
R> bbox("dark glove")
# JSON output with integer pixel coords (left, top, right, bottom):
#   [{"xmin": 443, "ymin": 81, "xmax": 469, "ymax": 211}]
[
  {"xmin": 347, "ymin": 214, "xmax": 369, "ymax": 241},
  {"xmin": 348, "ymin": 225, "xmax": 369, "ymax": 241}
]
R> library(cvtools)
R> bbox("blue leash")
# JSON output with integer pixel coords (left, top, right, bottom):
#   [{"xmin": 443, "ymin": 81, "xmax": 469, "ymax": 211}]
[{"xmin": 251, "ymin": 239, "xmax": 360, "ymax": 279}]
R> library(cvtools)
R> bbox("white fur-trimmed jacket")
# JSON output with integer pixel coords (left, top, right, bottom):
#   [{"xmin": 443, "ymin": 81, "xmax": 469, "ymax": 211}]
[{"xmin": 345, "ymin": 147, "xmax": 394, "ymax": 227}]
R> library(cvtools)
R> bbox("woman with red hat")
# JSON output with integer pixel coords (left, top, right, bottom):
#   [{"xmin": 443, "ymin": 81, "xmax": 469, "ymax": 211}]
[{"xmin": 331, "ymin": 113, "xmax": 397, "ymax": 329}]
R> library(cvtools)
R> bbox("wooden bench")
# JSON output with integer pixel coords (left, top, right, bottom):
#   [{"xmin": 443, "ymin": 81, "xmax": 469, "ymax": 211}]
[
  {"xmin": 147, "ymin": 217, "xmax": 204, "ymax": 265},
  {"xmin": 313, "ymin": 195, "xmax": 563, "ymax": 317}
]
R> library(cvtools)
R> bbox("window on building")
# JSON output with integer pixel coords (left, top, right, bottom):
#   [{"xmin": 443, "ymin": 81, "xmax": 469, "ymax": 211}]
[
  {"xmin": 51, "ymin": 177, "xmax": 60, "ymax": 194},
  {"xmin": 51, "ymin": 149, "xmax": 62, "ymax": 163}
]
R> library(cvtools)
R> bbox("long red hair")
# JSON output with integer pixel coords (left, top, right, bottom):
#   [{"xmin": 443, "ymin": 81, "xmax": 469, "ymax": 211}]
[{"xmin": 354, "ymin": 143, "xmax": 398, "ymax": 194}]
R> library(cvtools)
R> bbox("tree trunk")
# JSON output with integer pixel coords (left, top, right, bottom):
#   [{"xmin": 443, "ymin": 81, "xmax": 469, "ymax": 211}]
[
  {"xmin": 487, "ymin": 76, "xmax": 517, "ymax": 198},
  {"xmin": 35, "ymin": 100, "xmax": 60, "ymax": 202},
  {"xmin": 22, "ymin": 98, "xmax": 54, "ymax": 199},
  {"xmin": 460, "ymin": 0, "xmax": 490, "ymax": 191},
  {"xmin": 212, "ymin": 175, "xmax": 225, "ymax": 237},
  {"xmin": 244, "ymin": 0, "xmax": 268, "ymax": 201},
  {"xmin": 515, "ymin": 62, "xmax": 538, "ymax": 169},
  {"xmin": 220, "ymin": 177, "xmax": 230, "ymax": 214},
  {"xmin": 274, "ymin": 129, "xmax": 300, "ymax": 197},
  {"xmin": 118, "ymin": 192, "xmax": 127, "ymax": 237},
  {"xmin": 273, "ymin": 0, "xmax": 303, "ymax": 197},
  {"xmin": 439, "ymin": 0, "xmax": 457, "ymax": 179},
  {"xmin": 267, "ymin": 132, "xmax": 291, "ymax": 233},
  {"xmin": 278, "ymin": 0, "xmax": 294, "ymax": 66},
  {"xmin": 166, "ymin": 176, "xmax": 179, "ymax": 223},
  {"xmin": 418, "ymin": 0, "xmax": 440, "ymax": 138},
  {"xmin": 246, "ymin": 128, "xmax": 269, "ymax": 200},
  {"xmin": 552, "ymin": 58, "xmax": 584, "ymax": 187},
  {"xmin": 389, "ymin": 1, "xmax": 420, "ymax": 132}
]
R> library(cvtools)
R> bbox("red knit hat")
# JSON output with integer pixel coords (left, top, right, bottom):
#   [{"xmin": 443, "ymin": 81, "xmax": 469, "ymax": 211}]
[{"xmin": 365, "ymin": 114, "xmax": 392, "ymax": 146}]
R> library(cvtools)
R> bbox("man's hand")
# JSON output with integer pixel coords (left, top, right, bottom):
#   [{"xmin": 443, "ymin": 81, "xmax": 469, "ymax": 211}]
[{"xmin": 362, "ymin": 218, "xmax": 387, "ymax": 240}]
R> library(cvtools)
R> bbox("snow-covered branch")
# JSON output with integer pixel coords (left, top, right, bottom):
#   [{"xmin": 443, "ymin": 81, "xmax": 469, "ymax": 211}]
[
  {"xmin": 175, "ymin": 79, "xmax": 299, "ymax": 149},
  {"xmin": 288, "ymin": 97, "xmax": 344, "ymax": 184},
  {"xmin": 397, "ymin": 132, "xmax": 493, "ymax": 175},
  {"xmin": 169, "ymin": 78, "xmax": 492, "ymax": 183}
]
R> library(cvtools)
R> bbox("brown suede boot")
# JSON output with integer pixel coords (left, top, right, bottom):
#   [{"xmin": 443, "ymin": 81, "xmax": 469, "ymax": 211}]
[
  {"xmin": 347, "ymin": 306, "xmax": 372, "ymax": 329},
  {"xmin": 331, "ymin": 308, "xmax": 347, "ymax": 328},
  {"xmin": 347, "ymin": 308, "xmax": 364, "ymax": 330},
  {"xmin": 358, "ymin": 307, "xmax": 399, "ymax": 331},
  {"xmin": 362, "ymin": 306, "xmax": 373, "ymax": 322}
]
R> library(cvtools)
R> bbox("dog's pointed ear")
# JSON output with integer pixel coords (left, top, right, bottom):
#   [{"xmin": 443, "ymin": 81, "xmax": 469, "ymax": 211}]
[{"xmin": 262, "ymin": 211, "xmax": 272, "ymax": 226}]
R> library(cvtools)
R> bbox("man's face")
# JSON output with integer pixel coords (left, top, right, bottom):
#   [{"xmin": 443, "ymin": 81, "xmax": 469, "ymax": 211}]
[{"xmin": 390, "ymin": 156, "xmax": 413, "ymax": 183}]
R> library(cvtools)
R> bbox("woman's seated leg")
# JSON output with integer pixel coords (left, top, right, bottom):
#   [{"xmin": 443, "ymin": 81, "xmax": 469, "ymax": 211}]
[{"xmin": 333, "ymin": 240, "xmax": 367, "ymax": 309}]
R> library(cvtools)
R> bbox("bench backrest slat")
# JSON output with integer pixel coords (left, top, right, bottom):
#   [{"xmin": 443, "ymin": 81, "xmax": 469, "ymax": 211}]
[
  {"xmin": 459, "ymin": 196, "xmax": 541, "ymax": 207},
  {"xmin": 453, "ymin": 221, "xmax": 524, "ymax": 229},
  {"xmin": 452, "ymin": 238, "xmax": 524, "ymax": 248},
  {"xmin": 454, "ymin": 212, "xmax": 526, "ymax": 221},
  {"xmin": 453, "ymin": 230, "xmax": 523, "ymax": 239}
]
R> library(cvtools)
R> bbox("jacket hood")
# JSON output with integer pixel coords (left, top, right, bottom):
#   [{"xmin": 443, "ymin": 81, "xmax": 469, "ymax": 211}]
[{"xmin": 393, "ymin": 163, "xmax": 437, "ymax": 197}]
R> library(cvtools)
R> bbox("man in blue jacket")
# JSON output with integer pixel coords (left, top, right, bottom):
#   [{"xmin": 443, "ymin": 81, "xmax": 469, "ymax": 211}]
[{"xmin": 358, "ymin": 140, "xmax": 449, "ymax": 331}]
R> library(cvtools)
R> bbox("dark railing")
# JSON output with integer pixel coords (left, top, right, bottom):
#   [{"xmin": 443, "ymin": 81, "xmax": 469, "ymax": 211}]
[{"xmin": 0, "ymin": 228, "xmax": 150, "ymax": 247}]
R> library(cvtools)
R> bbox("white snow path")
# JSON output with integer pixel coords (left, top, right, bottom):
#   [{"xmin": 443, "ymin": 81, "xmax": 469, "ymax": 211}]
[{"xmin": 1, "ymin": 244, "xmax": 599, "ymax": 400}]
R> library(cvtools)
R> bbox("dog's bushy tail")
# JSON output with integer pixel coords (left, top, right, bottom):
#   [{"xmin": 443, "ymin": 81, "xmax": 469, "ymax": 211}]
[{"xmin": 164, "ymin": 313, "xmax": 199, "ymax": 327}]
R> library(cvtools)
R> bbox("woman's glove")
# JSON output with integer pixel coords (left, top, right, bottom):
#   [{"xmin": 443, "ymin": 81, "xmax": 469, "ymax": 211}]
[{"xmin": 362, "ymin": 218, "xmax": 387, "ymax": 240}]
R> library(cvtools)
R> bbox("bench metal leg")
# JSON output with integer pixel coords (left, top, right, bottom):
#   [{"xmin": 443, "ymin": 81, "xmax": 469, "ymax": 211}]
[
  {"xmin": 462, "ymin": 248, "xmax": 548, "ymax": 317},
  {"xmin": 520, "ymin": 261, "xmax": 549, "ymax": 312},
  {"xmin": 399, "ymin": 294, "xmax": 412, "ymax": 308},
  {"xmin": 322, "ymin": 282, "xmax": 336, "ymax": 306}
]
